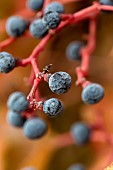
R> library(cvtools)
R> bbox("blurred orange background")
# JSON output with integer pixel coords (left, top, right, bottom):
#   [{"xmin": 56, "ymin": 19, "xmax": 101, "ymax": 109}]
[{"xmin": 1, "ymin": 0, "xmax": 113, "ymax": 170}]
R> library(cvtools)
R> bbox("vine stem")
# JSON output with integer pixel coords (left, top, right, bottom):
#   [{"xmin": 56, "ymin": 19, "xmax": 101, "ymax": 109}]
[
  {"xmin": 75, "ymin": 17, "xmax": 97, "ymax": 88},
  {"xmin": 0, "ymin": 37, "xmax": 16, "ymax": 50}
]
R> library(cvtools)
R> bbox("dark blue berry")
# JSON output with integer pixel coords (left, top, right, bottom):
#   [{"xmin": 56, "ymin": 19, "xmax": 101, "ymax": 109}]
[
  {"xmin": 6, "ymin": 16, "xmax": 28, "ymax": 37},
  {"xmin": 43, "ymin": 98, "xmax": 64, "ymax": 117},
  {"xmin": 7, "ymin": 92, "xmax": 29, "ymax": 112},
  {"xmin": 27, "ymin": 0, "xmax": 44, "ymax": 11},
  {"xmin": 0, "ymin": 52, "xmax": 16, "ymax": 73},
  {"xmin": 29, "ymin": 19, "xmax": 49, "ymax": 38},
  {"xmin": 67, "ymin": 164, "xmax": 85, "ymax": 170},
  {"xmin": 23, "ymin": 118, "xmax": 47, "ymax": 139},
  {"xmin": 43, "ymin": 11, "xmax": 61, "ymax": 29},
  {"xmin": 7, "ymin": 110, "xmax": 26, "ymax": 127},
  {"xmin": 49, "ymin": 71, "xmax": 72, "ymax": 94},
  {"xmin": 66, "ymin": 41, "xmax": 83, "ymax": 61},
  {"xmin": 70, "ymin": 122, "xmax": 91, "ymax": 145},
  {"xmin": 44, "ymin": 1, "xmax": 64, "ymax": 14},
  {"xmin": 100, "ymin": 0, "xmax": 113, "ymax": 5},
  {"xmin": 81, "ymin": 83, "xmax": 104, "ymax": 104}
]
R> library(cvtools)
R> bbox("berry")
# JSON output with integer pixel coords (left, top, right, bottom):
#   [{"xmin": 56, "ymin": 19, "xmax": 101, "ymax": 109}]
[
  {"xmin": 43, "ymin": 98, "xmax": 64, "ymax": 117},
  {"xmin": 99, "ymin": 0, "xmax": 113, "ymax": 5},
  {"xmin": 43, "ymin": 11, "xmax": 61, "ymax": 29},
  {"xmin": 66, "ymin": 41, "xmax": 83, "ymax": 61},
  {"xmin": 7, "ymin": 92, "xmax": 29, "ymax": 112},
  {"xmin": 29, "ymin": 19, "xmax": 49, "ymax": 38},
  {"xmin": 6, "ymin": 16, "xmax": 28, "ymax": 37},
  {"xmin": 81, "ymin": 83, "xmax": 104, "ymax": 104},
  {"xmin": 67, "ymin": 164, "xmax": 85, "ymax": 170},
  {"xmin": 49, "ymin": 71, "xmax": 72, "ymax": 94},
  {"xmin": 27, "ymin": 0, "xmax": 44, "ymax": 11},
  {"xmin": 23, "ymin": 118, "xmax": 47, "ymax": 139},
  {"xmin": 70, "ymin": 122, "xmax": 91, "ymax": 145},
  {"xmin": 0, "ymin": 52, "xmax": 16, "ymax": 73},
  {"xmin": 44, "ymin": 1, "xmax": 64, "ymax": 14},
  {"xmin": 7, "ymin": 110, "xmax": 26, "ymax": 127}
]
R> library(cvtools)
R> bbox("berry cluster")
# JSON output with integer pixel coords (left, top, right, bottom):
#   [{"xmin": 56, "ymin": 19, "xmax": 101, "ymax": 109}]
[
  {"xmin": 6, "ymin": 70, "xmax": 71, "ymax": 139},
  {"xmin": 1, "ymin": 0, "xmax": 113, "ymax": 169},
  {"xmin": 0, "ymin": 1, "xmax": 72, "ymax": 140}
]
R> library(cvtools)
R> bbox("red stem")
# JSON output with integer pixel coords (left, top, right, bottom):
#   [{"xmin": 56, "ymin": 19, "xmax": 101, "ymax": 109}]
[
  {"xmin": 29, "ymin": 34, "xmax": 52, "ymax": 60},
  {"xmin": 100, "ymin": 5, "xmax": 113, "ymax": 11},
  {"xmin": 16, "ymin": 58, "xmax": 31, "ymax": 67},
  {"xmin": 27, "ymin": 78, "xmax": 42, "ymax": 100},
  {"xmin": 31, "ymin": 59, "xmax": 40, "ymax": 76},
  {"xmin": 27, "ymin": 68, "xmax": 36, "ymax": 85},
  {"xmin": 76, "ymin": 17, "xmax": 97, "ymax": 87},
  {"xmin": 81, "ymin": 17, "xmax": 97, "ymax": 75},
  {"xmin": 0, "ymin": 37, "xmax": 16, "ymax": 50}
]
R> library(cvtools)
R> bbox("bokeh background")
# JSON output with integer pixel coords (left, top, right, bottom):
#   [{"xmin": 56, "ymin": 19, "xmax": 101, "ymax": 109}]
[{"xmin": 1, "ymin": 0, "xmax": 113, "ymax": 170}]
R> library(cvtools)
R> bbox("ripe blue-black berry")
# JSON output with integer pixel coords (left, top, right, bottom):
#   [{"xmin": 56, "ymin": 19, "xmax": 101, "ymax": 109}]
[
  {"xmin": 0, "ymin": 52, "xmax": 16, "ymax": 73},
  {"xmin": 66, "ymin": 41, "xmax": 83, "ymax": 61},
  {"xmin": 81, "ymin": 83, "xmax": 104, "ymax": 104},
  {"xmin": 100, "ymin": 0, "xmax": 113, "ymax": 5},
  {"xmin": 27, "ymin": 0, "xmax": 44, "ymax": 11},
  {"xmin": 29, "ymin": 19, "xmax": 49, "ymax": 38},
  {"xmin": 43, "ymin": 98, "xmax": 64, "ymax": 117},
  {"xmin": 49, "ymin": 71, "xmax": 72, "ymax": 94},
  {"xmin": 23, "ymin": 118, "xmax": 47, "ymax": 139},
  {"xmin": 6, "ymin": 16, "xmax": 28, "ymax": 37},
  {"xmin": 70, "ymin": 122, "xmax": 91, "ymax": 145},
  {"xmin": 7, "ymin": 110, "xmax": 26, "ymax": 127},
  {"xmin": 43, "ymin": 11, "xmax": 61, "ymax": 29},
  {"xmin": 7, "ymin": 92, "xmax": 29, "ymax": 112},
  {"xmin": 44, "ymin": 1, "xmax": 64, "ymax": 14},
  {"xmin": 67, "ymin": 164, "xmax": 85, "ymax": 170}
]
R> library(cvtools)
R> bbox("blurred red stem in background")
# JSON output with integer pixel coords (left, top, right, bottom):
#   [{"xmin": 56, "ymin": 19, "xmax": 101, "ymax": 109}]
[
  {"xmin": 0, "ymin": 37, "xmax": 16, "ymax": 50},
  {"xmin": 76, "ymin": 17, "xmax": 97, "ymax": 88}
]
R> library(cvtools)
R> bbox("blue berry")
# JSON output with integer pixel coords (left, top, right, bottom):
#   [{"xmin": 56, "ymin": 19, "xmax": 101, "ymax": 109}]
[
  {"xmin": 29, "ymin": 19, "xmax": 49, "ymax": 38},
  {"xmin": 7, "ymin": 92, "xmax": 29, "ymax": 112},
  {"xmin": 49, "ymin": 71, "xmax": 72, "ymax": 94},
  {"xmin": 66, "ymin": 41, "xmax": 83, "ymax": 61},
  {"xmin": 23, "ymin": 118, "xmax": 47, "ymax": 139},
  {"xmin": 6, "ymin": 16, "xmax": 28, "ymax": 37},
  {"xmin": 27, "ymin": 0, "xmax": 44, "ymax": 11},
  {"xmin": 43, "ymin": 98, "xmax": 64, "ymax": 117},
  {"xmin": 43, "ymin": 11, "xmax": 61, "ymax": 29},
  {"xmin": 100, "ymin": 0, "xmax": 113, "ymax": 5},
  {"xmin": 44, "ymin": 1, "xmax": 64, "ymax": 14},
  {"xmin": 7, "ymin": 110, "xmax": 26, "ymax": 127},
  {"xmin": 70, "ymin": 122, "xmax": 91, "ymax": 145},
  {"xmin": 81, "ymin": 83, "xmax": 104, "ymax": 104},
  {"xmin": 67, "ymin": 164, "xmax": 85, "ymax": 170},
  {"xmin": 0, "ymin": 52, "xmax": 16, "ymax": 73}
]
